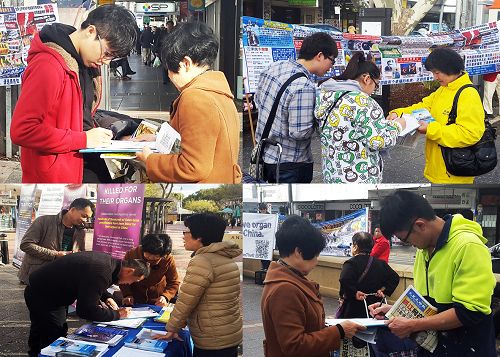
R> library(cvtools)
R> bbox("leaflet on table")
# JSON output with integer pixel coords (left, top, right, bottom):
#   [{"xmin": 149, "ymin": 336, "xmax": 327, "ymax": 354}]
[
  {"xmin": 40, "ymin": 337, "xmax": 108, "ymax": 357},
  {"xmin": 123, "ymin": 328, "xmax": 169, "ymax": 353},
  {"xmin": 386, "ymin": 285, "xmax": 438, "ymax": 352},
  {"xmin": 113, "ymin": 346, "xmax": 165, "ymax": 357},
  {"xmin": 96, "ymin": 317, "xmax": 146, "ymax": 329},
  {"xmin": 123, "ymin": 306, "xmax": 160, "ymax": 319},
  {"xmin": 67, "ymin": 323, "xmax": 128, "ymax": 346}
]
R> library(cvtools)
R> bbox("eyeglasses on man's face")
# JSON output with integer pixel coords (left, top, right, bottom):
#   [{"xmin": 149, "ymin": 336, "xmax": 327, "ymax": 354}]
[
  {"xmin": 96, "ymin": 34, "xmax": 115, "ymax": 60},
  {"xmin": 399, "ymin": 218, "xmax": 418, "ymax": 243}
]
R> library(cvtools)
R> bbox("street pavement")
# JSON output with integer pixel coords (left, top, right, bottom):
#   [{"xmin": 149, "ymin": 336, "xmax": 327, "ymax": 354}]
[
  {"xmin": 243, "ymin": 116, "xmax": 500, "ymax": 183},
  {"xmin": 0, "ymin": 223, "xmax": 242, "ymax": 356}
]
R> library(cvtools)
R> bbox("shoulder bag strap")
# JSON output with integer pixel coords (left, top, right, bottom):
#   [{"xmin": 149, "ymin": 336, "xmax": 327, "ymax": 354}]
[
  {"xmin": 448, "ymin": 84, "xmax": 476, "ymax": 125},
  {"xmin": 260, "ymin": 72, "xmax": 308, "ymax": 140},
  {"xmin": 357, "ymin": 256, "xmax": 374, "ymax": 284},
  {"xmin": 321, "ymin": 91, "xmax": 351, "ymax": 130}
]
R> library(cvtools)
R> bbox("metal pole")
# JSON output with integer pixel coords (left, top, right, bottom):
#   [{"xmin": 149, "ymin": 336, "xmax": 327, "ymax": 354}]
[
  {"xmin": 6, "ymin": 85, "xmax": 12, "ymax": 158},
  {"xmin": 438, "ymin": 3, "xmax": 445, "ymax": 32},
  {"xmin": 455, "ymin": 0, "xmax": 462, "ymax": 29}
]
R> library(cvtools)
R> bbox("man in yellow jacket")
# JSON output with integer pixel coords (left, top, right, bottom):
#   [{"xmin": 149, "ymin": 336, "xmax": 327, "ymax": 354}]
[{"xmin": 389, "ymin": 48, "xmax": 485, "ymax": 184}]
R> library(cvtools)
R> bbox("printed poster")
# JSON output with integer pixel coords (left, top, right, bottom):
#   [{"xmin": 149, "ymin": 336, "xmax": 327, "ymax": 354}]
[
  {"xmin": 12, "ymin": 184, "xmax": 36, "ymax": 268},
  {"xmin": 313, "ymin": 208, "xmax": 369, "ymax": 256},
  {"xmin": 0, "ymin": 7, "xmax": 24, "ymax": 86},
  {"xmin": 243, "ymin": 212, "xmax": 278, "ymax": 260},
  {"xmin": 93, "ymin": 184, "xmax": 145, "ymax": 260},
  {"xmin": 15, "ymin": 4, "xmax": 59, "ymax": 64},
  {"xmin": 242, "ymin": 16, "xmax": 500, "ymax": 92}
]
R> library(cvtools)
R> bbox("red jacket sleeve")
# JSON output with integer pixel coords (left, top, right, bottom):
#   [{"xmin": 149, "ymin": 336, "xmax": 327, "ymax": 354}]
[{"xmin": 11, "ymin": 54, "xmax": 87, "ymax": 153}]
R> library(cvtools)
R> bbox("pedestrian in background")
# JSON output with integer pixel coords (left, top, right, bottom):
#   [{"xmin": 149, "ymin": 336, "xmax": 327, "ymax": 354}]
[
  {"xmin": 482, "ymin": 72, "xmax": 500, "ymax": 119},
  {"xmin": 370, "ymin": 225, "xmax": 391, "ymax": 262}
]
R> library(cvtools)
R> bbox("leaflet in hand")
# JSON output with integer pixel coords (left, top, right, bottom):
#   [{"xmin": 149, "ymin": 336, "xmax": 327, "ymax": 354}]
[
  {"xmin": 386, "ymin": 285, "xmax": 438, "ymax": 352},
  {"xmin": 398, "ymin": 109, "xmax": 435, "ymax": 137},
  {"xmin": 41, "ymin": 337, "xmax": 108, "ymax": 357},
  {"xmin": 123, "ymin": 328, "xmax": 169, "ymax": 353},
  {"xmin": 156, "ymin": 122, "xmax": 181, "ymax": 154},
  {"xmin": 68, "ymin": 323, "xmax": 128, "ymax": 346},
  {"xmin": 325, "ymin": 318, "xmax": 384, "ymax": 345},
  {"xmin": 80, "ymin": 140, "xmax": 157, "ymax": 153}
]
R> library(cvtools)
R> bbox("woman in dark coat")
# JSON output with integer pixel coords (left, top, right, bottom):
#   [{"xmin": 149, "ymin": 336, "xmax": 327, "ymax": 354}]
[{"xmin": 339, "ymin": 231, "xmax": 400, "ymax": 319}]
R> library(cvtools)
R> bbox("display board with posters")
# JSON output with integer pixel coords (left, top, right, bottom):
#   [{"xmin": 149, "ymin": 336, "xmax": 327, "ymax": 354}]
[
  {"xmin": 16, "ymin": 4, "xmax": 59, "ymax": 63},
  {"xmin": 12, "ymin": 184, "xmax": 88, "ymax": 268},
  {"xmin": 242, "ymin": 16, "xmax": 500, "ymax": 93},
  {"xmin": 312, "ymin": 208, "xmax": 369, "ymax": 257},
  {"xmin": 12, "ymin": 184, "xmax": 36, "ymax": 268},
  {"xmin": 0, "ymin": 4, "xmax": 59, "ymax": 86},
  {"xmin": 92, "ymin": 184, "xmax": 145, "ymax": 260},
  {"xmin": 0, "ymin": 7, "xmax": 24, "ymax": 86},
  {"xmin": 243, "ymin": 212, "xmax": 278, "ymax": 261}
]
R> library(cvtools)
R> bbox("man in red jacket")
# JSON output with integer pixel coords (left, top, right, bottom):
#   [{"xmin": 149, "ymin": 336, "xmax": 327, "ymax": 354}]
[
  {"xmin": 370, "ymin": 225, "xmax": 390, "ymax": 263},
  {"xmin": 11, "ymin": 5, "xmax": 137, "ymax": 183}
]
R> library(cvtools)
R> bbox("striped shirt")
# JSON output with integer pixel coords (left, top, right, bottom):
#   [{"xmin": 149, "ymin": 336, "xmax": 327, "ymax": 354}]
[{"xmin": 254, "ymin": 60, "xmax": 316, "ymax": 164}]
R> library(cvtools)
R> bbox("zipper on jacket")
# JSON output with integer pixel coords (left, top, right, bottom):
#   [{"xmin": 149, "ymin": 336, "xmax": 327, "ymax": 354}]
[{"xmin": 425, "ymin": 259, "xmax": 430, "ymax": 296}]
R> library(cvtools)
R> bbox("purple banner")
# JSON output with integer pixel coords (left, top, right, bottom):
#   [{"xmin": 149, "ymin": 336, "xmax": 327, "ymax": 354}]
[{"xmin": 92, "ymin": 184, "xmax": 145, "ymax": 260}]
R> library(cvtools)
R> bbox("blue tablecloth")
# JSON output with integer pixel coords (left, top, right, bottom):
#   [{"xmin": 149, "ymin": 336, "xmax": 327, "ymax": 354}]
[{"xmin": 41, "ymin": 304, "xmax": 193, "ymax": 357}]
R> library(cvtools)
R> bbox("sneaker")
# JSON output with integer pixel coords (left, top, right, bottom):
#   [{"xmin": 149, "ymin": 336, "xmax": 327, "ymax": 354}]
[
  {"xmin": 121, "ymin": 76, "xmax": 131, "ymax": 80},
  {"xmin": 127, "ymin": 70, "xmax": 136, "ymax": 75}
]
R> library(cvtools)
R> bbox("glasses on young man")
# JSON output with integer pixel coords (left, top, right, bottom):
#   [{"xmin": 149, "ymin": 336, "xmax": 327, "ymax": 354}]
[
  {"xmin": 399, "ymin": 218, "xmax": 418, "ymax": 243},
  {"xmin": 182, "ymin": 230, "xmax": 191, "ymax": 235},
  {"xmin": 325, "ymin": 54, "xmax": 336, "ymax": 63},
  {"xmin": 96, "ymin": 34, "xmax": 115, "ymax": 60}
]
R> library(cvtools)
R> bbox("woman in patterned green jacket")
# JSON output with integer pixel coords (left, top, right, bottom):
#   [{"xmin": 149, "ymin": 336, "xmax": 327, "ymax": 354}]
[{"xmin": 315, "ymin": 52, "xmax": 406, "ymax": 183}]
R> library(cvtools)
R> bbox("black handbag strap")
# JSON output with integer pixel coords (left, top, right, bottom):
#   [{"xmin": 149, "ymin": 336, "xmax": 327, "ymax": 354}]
[
  {"xmin": 321, "ymin": 91, "xmax": 351, "ymax": 130},
  {"xmin": 260, "ymin": 72, "xmax": 308, "ymax": 140},
  {"xmin": 357, "ymin": 256, "xmax": 374, "ymax": 284},
  {"xmin": 447, "ymin": 84, "xmax": 476, "ymax": 125}
]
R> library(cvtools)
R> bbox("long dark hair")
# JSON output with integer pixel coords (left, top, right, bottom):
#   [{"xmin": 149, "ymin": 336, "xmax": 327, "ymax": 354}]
[{"xmin": 336, "ymin": 52, "xmax": 380, "ymax": 81}]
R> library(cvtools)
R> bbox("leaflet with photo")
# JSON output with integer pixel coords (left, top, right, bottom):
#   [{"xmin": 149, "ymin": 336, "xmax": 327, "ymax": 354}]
[
  {"xmin": 68, "ymin": 323, "xmax": 128, "ymax": 346},
  {"xmin": 123, "ymin": 328, "xmax": 169, "ymax": 353},
  {"xmin": 41, "ymin": 337, "xmax": 108, "ymax": 357},
  {"xmin": 386, "ymin": 285, "xmax": 438, "ymax": 352}
]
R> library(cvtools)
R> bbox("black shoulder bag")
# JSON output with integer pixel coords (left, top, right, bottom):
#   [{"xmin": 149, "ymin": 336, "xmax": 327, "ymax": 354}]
[
  {"xmin": 440, "ymin": 84, "xmax": 497, "ymax": 176},
  {"xmin": 248, "ymin": 72, "xmax": 307, "ymax": 180}
]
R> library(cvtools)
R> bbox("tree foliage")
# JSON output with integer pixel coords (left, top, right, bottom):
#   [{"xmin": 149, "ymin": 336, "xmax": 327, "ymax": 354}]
[
  {"xmin": 185, "ymin": 184, "xmax": 242, "ymax": 207},
  {"xmin": 184, "ymin": 200, "xmax": 219, "ymax": 213}
]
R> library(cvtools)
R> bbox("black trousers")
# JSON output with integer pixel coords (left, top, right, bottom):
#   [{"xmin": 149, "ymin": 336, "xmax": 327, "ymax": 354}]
[
  {"xmin": 24, "ymin": 285, "xmax": 68, "ymax": 357},
  {"xmin": 193, "ymin": 345, "xmax": 238, "ymax": 357}
]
